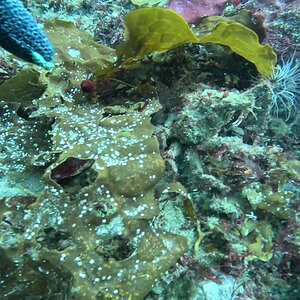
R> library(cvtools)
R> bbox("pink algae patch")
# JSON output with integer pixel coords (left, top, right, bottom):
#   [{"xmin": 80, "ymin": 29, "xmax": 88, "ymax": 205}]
[{"xmin": 168, "ymin": 0, "xmax": 234, "ymax": 23}]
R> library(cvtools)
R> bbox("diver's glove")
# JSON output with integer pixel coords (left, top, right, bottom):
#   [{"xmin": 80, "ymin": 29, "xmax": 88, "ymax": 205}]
[{"xmin": 0, "ymin": 0, "xmax": 54, "ymax": 69}]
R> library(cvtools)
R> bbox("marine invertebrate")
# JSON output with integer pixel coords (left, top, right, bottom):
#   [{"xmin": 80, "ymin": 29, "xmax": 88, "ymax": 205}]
[
  {"xmin": 0, "ymin": 0, "xmax": 54, "ymax": 68},
  {"xmin": 267, "ymin": 50, "xmax": 300, "ymax": 119},
  {"xmin": 80, "ymin": 79, "xmax": 97, "ymax": 93}
]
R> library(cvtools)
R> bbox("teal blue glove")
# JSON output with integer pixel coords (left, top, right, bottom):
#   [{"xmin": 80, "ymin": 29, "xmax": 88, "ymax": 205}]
[{"xmin": 0, "ymin": 0, "xmax": 54, "ymax": 69}]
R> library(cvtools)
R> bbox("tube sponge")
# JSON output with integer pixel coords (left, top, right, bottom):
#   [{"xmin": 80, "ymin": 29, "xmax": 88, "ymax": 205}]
[{"xmin": 0, "ymin": 0, "xmax": 54, "ymax": 69}]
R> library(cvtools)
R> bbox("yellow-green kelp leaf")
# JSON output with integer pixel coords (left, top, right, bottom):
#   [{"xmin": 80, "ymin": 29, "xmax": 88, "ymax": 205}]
[
  {"xmin": 199, "ymin": 22, "xmax": 277, "ymax": 78},
  {"xmin": 115, "ymin": 8, "xmax": 276, "ymax": 77},
  {"xmin": 196, "ymin": 10, "xmax": 266, "ymax": 41},
  {"xmin": 116, "ymin": 8, "xmax": 199, "ymax": 67}
]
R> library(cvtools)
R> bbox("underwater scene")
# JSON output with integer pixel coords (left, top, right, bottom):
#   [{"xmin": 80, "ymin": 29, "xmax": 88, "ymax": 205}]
[{"xmin": 0, "ymin": 0, "xmax": 299, "ymax": 299}]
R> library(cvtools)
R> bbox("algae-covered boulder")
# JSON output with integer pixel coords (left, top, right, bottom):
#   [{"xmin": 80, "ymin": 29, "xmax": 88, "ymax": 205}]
[
  {"xmin": 242, "ymin": 181, "xmax": 293, "ymax": 219},
  {"xmin": 172, "ymin": 87, "xmax": 253, "ymax": 145},
  {"xmin": 1, "ymin": 101, "xmax": 187, "ymax": 299},
  {"xmin": 0, "ymin": 16, "xmax": 189, "ymax": 298}
]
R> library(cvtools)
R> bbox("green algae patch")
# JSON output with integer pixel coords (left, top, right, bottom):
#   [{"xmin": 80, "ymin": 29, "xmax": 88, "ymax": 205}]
[
  {"xmin": 37, "ymin": 227, "xmax": 187, "ymax": 300},
  {"xmin": 116, "ymin": 8, "xmax": 199, "ymax": 68},
  {"xmin": 0, "ymin": 96, "xmax": 187, "ymax": 298},
  {"xmin": 44, "ymin": 20, "xmax": 116, "ymax": 71},
  {"xmin": 283, "ymin": 160, "xmax": 300, "ymax": 179},
  {"xmin": 242, "ymin": 220, "xmax": 273, "ymax": 262},
  {"xmin": 38, "ymin": 20, "xmax": 116, "ymax": 109},
  {"xmin": 0, "ymin": 68, "xmax": 46, "ymax": 105},
  {"xmin": 48, "ymin": 103, "xmax": 165, "ymax": 201},
  {"xmin": 199, "ymin": 22, "xmax": 277, "ymax": 78},
  {"xmin": 271, "ymin": 160, "xmax": 300, "ymax": 182},
  {"xmin": 0, "ymin": 243, "xmax": 73, "ymax": 299},
  {"xmin": 243, "ymin": 182, "xmax": 293, "ymax": 219},
  {"xmin": 14, "ymin": 100, "xmax": 187, "ymax": 299}
]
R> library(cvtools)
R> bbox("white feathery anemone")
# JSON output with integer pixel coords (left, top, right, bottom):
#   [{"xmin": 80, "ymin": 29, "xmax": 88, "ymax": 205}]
[{"xmin": 267, "ymin": 50, "xmax": 300, "ymax": 120}]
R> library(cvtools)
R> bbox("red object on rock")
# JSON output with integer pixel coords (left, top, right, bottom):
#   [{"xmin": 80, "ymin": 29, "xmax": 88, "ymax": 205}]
[
  {"xmin": 81, "ymin": 79, "xmax": 97, "ymax": 93},
  {"xmin": 51, "ymin": 157, "xmax": 94, "ymax": 181},
  {"xmin": 168, "ymin": 0, "xmax": 236, "ymax": 23}
]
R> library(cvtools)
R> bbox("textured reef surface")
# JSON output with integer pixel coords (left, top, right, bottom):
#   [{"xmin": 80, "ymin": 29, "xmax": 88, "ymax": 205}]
[{"xmin": 0, "ymin": 1, "xmax": 300, "ymax": 299}]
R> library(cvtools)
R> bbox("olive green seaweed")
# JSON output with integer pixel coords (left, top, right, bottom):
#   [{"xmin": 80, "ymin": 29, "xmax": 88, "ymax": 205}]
[{"xmin": 116, "ymin": 8, "xmax": 277, "ymax": 77}]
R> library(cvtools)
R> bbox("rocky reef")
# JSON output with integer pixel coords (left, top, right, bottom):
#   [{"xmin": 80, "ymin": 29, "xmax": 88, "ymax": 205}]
[{"xmin": 1, "ymin": 2, "xmax": 300, "ymax": 300}]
